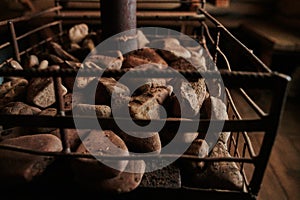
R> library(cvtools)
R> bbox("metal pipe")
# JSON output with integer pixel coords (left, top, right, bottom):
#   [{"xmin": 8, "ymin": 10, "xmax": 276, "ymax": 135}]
[
  {"xmin": 8, "ymin": 21, "xmax": 21, "ymax": 62},
  {"xmin": 100, "ymin": 0, "xmax": 137, "ymax": 40}
]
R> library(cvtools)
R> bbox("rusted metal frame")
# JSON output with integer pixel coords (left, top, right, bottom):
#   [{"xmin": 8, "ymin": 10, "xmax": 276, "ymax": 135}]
[
  {"xmin": 249, "ymin": 74, "xmax": 291, "ymax": 195},
  {"xmin": 228, "ymin": 132, "xmax": 241, "ymax": 158},
  {"xmin": 0, "ymin": 5, "xmax": 288, "ymax": 194},
  {"xmin": 137, "ymin": 12, "xmax": 205, "ymax": 21},
  {"xmin": 0, "ymin": 42, "xmax": 14, "ymax": 68},
  {"xmin": 57, "ymin": 0, "xmax": 173, "ymax": 3},
  {"xmin": 240, "ymin": 143, "xmax": 250, "ymax": 189},
  {"xmin": 143, "ymin": 31, "xmax": 199, "ymax": 42},
  {"xmin": 211, "ymin": 36, "xmax": 268, "ymax": 126},
  {"xmin": 53, "ymin": 77, "xmax": 70, "ymax": 153},
  {"xmin": 0, "ymin": 67, "xmax": 275, "ymax": 78},
  {"xmin": 206, "ymin": 12, "xmax": 269, "ymax": 170},
  {"xmin": 137, "ymin": 0, "xmax": 198, "ymax": 3},
  {"xmin": 7, "ymin": 21, "xmax": 21, "ymax": 62},
  {"xmin": 16, "ymin": 21, "xmax": 62, "ymax": 41},
  {"xmin": 0, "ymin": 114, "xmax": 268, "ymax": 133},
  {"xmin": 0, "ymin": 143, "xmax": 254, "ymax": 163},
  {"xmin": 198, "ymin": 20, "xmax": 206, "ymax": 46},
  {"xmin": 55, "ymin": 0, "xmax": 202, "ymax": 5},
  {"xmin": 219, "ymin": 27, "xmax": 271, "ymax": 73},
  {"xmin": 55, "ymin": 1, "xmax": 206, "ymax": 22},
  {"xmin": 0, "ymin": 59, "xmax": 14, "ymax": 69},
  {"xmin": 241, "ymin": 142, "xmax": 247, "ymax": 171},
  {"xmin": 58, "ymin": 21, "xmax": 64, "ymax": 44},
  {"xmin": 202, "ymin": 22, "xmax": 215, "ymax": 46},
  {"xmin": 18, "ymin": 32, "xmax": 64, "ymax": 57},
  {"xmin": 227, "ymin": 133, "xmax": 239, "ymax": 157},
  {"xmin": 54, "ymin": 0, "xmax": 62, "ymax": 16},
  {"xmin": 227, "ymin": 135, "xmax": 251, "ymax": 192},
  {"xmin": 213, "ymin": 25, "xmax": 221, "ymax": 64},
  {"xmin": 198, "ymin": 7, "xmax": 271, "ymax": 73},
  {"xmin": 216, "ymin": 47, "xmax": 231, "ymax": 71},
  {"xmin": 1, "ymin": 6, "xmax": 63, "ymax": 64},
  {"xmin": 225, "ymin": 78, "xmax": 257, "ymax": 192},
  {"xmin": 197, "ymin": 7, "xmax": 222, "ymax": 28},
  {"xmin": 56, "ymin": 0, "xmax": 187, "ymax": 3},
  {"xmin": 6, "ymin": 19, "xmax": 63, "ymax": 62},
  {"xmin": 56, "ymin": 12, "xmax": 206, "ymax": 21},
  {"xmin": 16, "ymin": 21, "xmax": 64, "ymax": 57},
  {"xmin": 28, "ymin": 6, "xmax": 62, "ymax": 19},
  {"xmin": 225, "ymin": 89, "xmax": 256, "ymax": 158},
  {"xmin": 0, "ymin": 42, "xmax": 11, "ymax": 50},
  {"xmin": 0, "ymin": 68, "xmax": 287, "ymax": 91},
  {"xmin": 233, "ymin": 131, "xmax": 240, "ymax": 157},
  {"xmin": 216, "ymin": 39, "xmax": 268, "ymax": 118},
  {"xmin": 228, "ymin": 131, "xmax": 250, "ymax": 189},
  {"xmin": 228, "ymin": 132, "xmax": 234, "ymax": 154},
  {"xmin": 221, "ymin": 47, "xmax": 286, "ymax": 194},
  {"xmin": 198, "ymin": 15, "xmax": 232, "ymax": 72},
  {"xmin": 238, "ymin": 88, "xmax": 267, "ymax": 118},
  {"xmin": 0, "ymin": 3, "xmax": 284, "ymax": 198}
]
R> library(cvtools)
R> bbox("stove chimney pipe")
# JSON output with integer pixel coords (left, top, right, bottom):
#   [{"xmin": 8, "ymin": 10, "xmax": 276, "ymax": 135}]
[{"xmin": 100, "ymin": 0, "xmax": 137, "ymax": 41}]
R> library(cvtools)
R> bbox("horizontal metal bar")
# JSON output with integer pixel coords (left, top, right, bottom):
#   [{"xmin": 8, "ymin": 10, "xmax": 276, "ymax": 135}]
[
  {"xmin": 239, "ymin": 89, "xmax": 267, "ymax": 118},
  {"xmin": 55, "ymin": 11, "xmax": 205, "ymax": 21},
  {"xmin": 16, "ymin": 21, "xmax": 62, "ymax": 41},
  {"xmin": 0, "ymin": 68, "xmax": 280, "ymax": 78},
  {"xmin": 56, "ymin": 0, "xmax": 100, "ymax": 2},
  {"xmin": 19, "ymin": 32, "xmax": 64, "ymax": 57},
  {"xmin": 137, "ymin": 11, "xmax": 205, "ymax": 21},
  {"xmin": 0, "ymin": 144, "xmax": 255, "ymax": 163},
  {"xmin": 0, "ymin": 42, "xmax": 10, "ymax": 50},
  {"xmin": 0, "ymin": 68, "xmax": 290, "ymax": 88},
  {"xmin": 56, "ymin": 0, "xmax": 203, "ymax": 4},
  {"xmin": 197, "ymin": 7, "xmax": 222, "ymax": 27},
  {"xmin": 0, "ymin": 115, "xmax": 268, "ymax": 132},
  {"xmin": 0, "ymin": 58, "xmax": 13, "ymax": 69},
  {"xmin": 198, "ymin": 7, "xmax": 272, "ymax": 73}
]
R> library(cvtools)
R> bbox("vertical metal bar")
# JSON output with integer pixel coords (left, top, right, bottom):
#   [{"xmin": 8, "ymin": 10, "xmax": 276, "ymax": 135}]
[
  {"xmin": 100, "ymin": 0, "xmax": 137, "ymax": 41},
  {"xmin": 234, "ymin": 131, "xmax": 240, "ymax": 157},
  {"xmin": 213, "ymin": 25, "xmax": 221, "ymax": 64},
  {"xmin": 228, "ymin": 133, "xmax": 233, "ymax": 153},
  {"xmin": 201, "ymin": 0, "xmax": 206, "ymax": 9},
  {"xmin": 249, "ymin": 74, "xmax": 291, "ymax": 195},
  {"xmin": 181, "ymin": 23, "xmax": 186, "ymax": 34},
  {"xmin": 53, "ymin": 77, "xmax": 70, "ymax": 153},
  {"xmin": 55, "ymin": 0, "xmax": 62, "ymax": 16},
  {"xmin": 58, "ymin": 21, "xmax": 64, "ymax": 44},
  {"xmin": 241, "ymin": 142, "xmax": 247, "ymax": 172},
  {"xmin": 8, "ymin": 21, "xmax": 21, "ymax": 62},
  {"xmin": 198, "ymin": 15, "xmax": 206, "ymax": 46}
]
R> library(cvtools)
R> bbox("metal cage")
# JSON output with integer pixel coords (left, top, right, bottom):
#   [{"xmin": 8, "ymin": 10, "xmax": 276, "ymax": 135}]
[{"xmin": 0, "ymin": 1, "xmax": 291, "ymax": 199}]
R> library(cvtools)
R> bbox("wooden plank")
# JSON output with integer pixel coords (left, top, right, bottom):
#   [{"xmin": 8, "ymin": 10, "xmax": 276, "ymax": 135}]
[
  {"xmin": 257, "ymin": 164, "xmax": 288, "ymax": 200},
  {"xmin": 240, "ymin": 21, "xmax": 300, "ymax": 52},
  {"xmin": 268, "ymin": 134, "xmax": 300, "ymax": 200},
  {"xmin": 248, "ymin": 133, "xmax": 287, "ymax": 200},
  {"xmin": 288, "ymin": 135, "xmax": 300, "ymax": 153}
]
